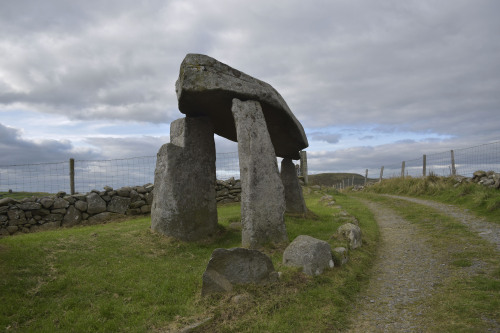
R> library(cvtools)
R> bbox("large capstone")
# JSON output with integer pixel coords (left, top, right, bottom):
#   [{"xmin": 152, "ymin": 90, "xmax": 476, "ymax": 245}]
[
  {"xmin": 281, "ymin": 158, "xmax": 307, "ymax": 214},
  {"xmin": 176, "ymin": 53, "xmax": 308, "ymax": 159},
  {"xmin": 151, "ymin": 116, "xmax": 218, "ymax": 241},
  {"xmin": 201, "ymin": 248, "xmax": 278, "ymax": 296},
  {"xmin": 232, "ymin": 98, "xmax": 287, "ymax": 248}
]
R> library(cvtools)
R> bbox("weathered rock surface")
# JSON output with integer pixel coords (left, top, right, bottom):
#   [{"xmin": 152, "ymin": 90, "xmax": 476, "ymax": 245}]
[
  {"xmin": 283, "ymin": 235, "xmax": 334, "ymax": 276},
  {"xmin": 232, "ymin": 98, "xmax": 287, "ymax": 248},
  {"xmin": 107, "ymin": 196, "xmax": 131, "ymax": 214},
  {"xmin": 332, "ymin": 247, "xmax": 349, "ymax": 266},
  {"xmin": 86, "ymin": 193, "xmax": 107, "ymax": 215},
  {"xmin": 201, "ymin": 248, "xmax": 278, "ymax": 296},
  {"xmin": 88, "ymin": 212, "xmax": 120, "ymax": 224},
  {"xmin": 62, "ymin": 205, "xmax": 82, "ymax": 227},
  {"xmin": 52, "ymin": 198, "xmax": 69, "ymax": 209},
  {"xmin": 281, "ymin": 158, "xmax": 307, "ymax": 214},
  {"xmin": 151, "ymin": 116, "xmax": 218, "ymax": 241},
  {"xmin": 176, "ymin": 53, "xmax": 308, "ymax": 159},
  {"xmin": 337, "ymin": 223, "xmax": 363, "ymax": 249}
]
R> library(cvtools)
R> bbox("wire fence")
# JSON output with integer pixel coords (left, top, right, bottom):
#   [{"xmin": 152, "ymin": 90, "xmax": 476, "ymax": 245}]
[
  {"xmin": 363, "ymin": 141, "xmax": 500, "ymax": 183},
  {"xmin": 0, "ymin": 152, "xmax": 240, "ymax": 194}
]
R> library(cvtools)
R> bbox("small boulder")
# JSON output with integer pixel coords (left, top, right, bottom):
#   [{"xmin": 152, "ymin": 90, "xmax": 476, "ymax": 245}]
[
  {"xmin": 17, "ymin": 202, "xmax": 42, "ymax": 210},
  {"xmin": 86, "ymin": 193, "xmax": 106, "ymax": 215},
  {"xmin": 107, "ymin": 196, "xmax": 131, "ymax": 214},
  {"xmin": 62, "ymin": 205, "xmax": 82, "ymax": 227},
  {"xmin": 332, "ymin": 247, "xmax": 349, "ymax": 266},
  {"xmin": 87, "ymin": 212, "xmax": 120, "ymax": 224},
  {"xmin": 40, "ymin": 198, "xmax": 54, "ymax": 209},
  {"xmin": 0, "ymin": 198, "xmax": 19, "ymax": 207},
  {"xmin": 201, "ymin": 248, "xmax": 278, "ymax": 296},
  {"xmin": 336, "ymin": 223, "xmax": 362, "ymax": 249},
  {"xmin": 283, "ymin": 235, "xmax": 334, "ymax": 276},
  {"xmin": 74, "ymin": 200, "xmax": 88, "ymax": 212},
  {"xmin": 52, "ymin": 198, "xmax": 69, "ymax": 209}
]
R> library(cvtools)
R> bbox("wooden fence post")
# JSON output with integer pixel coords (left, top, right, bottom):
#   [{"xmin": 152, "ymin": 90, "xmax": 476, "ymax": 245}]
[
  {"xmin": 423, "ymin": 154, "xmax": 426, "ymax": 177},
  {"xmin": 401, "ymin": 161, "xmax": 405, "ymax": 178},
  {"xmin": 352, "ymin": 175, "xmax": 355, "ymax": 186},
  {"xmin": 451, "ymin": 150, "xmax": 456, "ymax": 176},
  {"xmin": 365, "ymin": 169, "xmax": 368, "ymax": 185},
  {"xmin": 69, "ymin": 158, "xmax": 75, "ymax": 195},
  {"xmin": 379, "ymin": 166, "xmax": 384, "ymax": 182}
]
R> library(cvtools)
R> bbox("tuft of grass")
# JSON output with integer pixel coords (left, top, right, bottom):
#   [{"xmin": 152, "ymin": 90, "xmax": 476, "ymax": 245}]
[{"xmin": 0, "ymin": 189, "xmax": 379, "ymax": 332}]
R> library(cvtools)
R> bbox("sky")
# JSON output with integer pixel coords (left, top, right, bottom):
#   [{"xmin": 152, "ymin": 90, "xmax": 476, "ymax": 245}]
[{"xmin": 1, "ymin": 0, "xmax": 499, "ymax": 176}]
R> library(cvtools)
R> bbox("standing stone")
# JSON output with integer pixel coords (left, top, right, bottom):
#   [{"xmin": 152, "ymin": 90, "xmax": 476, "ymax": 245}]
[
  {"xmin": 300, "ymin": 151, "xmax": 308, "ymax": 185},
  {"xmin": 151, "ymin": 116, "xmax": 218, "ymax": 241},
  {"xmin": 232, "ymin": 98, "xmax": 287, "ymax": 248},
  {"xmin": 281, "ymin": 158, "xmax": 307, "ymax": 214}
]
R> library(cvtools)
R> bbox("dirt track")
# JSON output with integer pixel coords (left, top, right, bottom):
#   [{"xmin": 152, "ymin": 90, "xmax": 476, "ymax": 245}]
[
  {"xmin": 345, "ymin": 199, "xmax": 447, "ymax": 332},
  {"xmin": 383, "ymin": 195, "xmax": 500, "ymax": 251},
  {"xmin": 345, "ymin": 195, "xmax": 499, "ymax": 332}
]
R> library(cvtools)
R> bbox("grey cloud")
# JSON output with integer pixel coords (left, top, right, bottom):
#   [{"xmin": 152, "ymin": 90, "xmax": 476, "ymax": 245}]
[
  {"xmin": 310, "ymin": 132, "xmax": 342, "ymax": 144},
  {"xmin": 306, "ymin": 135, "xmax": 500, "ymax": 176},
  {"xmin": 0, "ymin": 123, "xmax": 99, "ymax": 165},
  {"xmin": 0, "ymin": 0, "xmax": 499, "ymax": 169},
  {"xmin": 84, "ymin": 136, "xmax": 169, "ymax": 160}
]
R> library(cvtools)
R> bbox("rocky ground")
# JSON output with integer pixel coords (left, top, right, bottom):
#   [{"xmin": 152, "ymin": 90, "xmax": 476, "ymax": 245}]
[{"xmin": 345, "ymin": 195, "xmax": 499, "ymax": 332}]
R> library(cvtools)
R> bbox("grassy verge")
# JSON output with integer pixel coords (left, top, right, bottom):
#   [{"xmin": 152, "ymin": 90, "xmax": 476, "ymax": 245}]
[
  {"xmin": 363, "ymin": 176, "xmax": 500, "ymax": 223},
  {"xmin": 0, "ymin": 192, "xmax": 52, "ymax": 200},
  {"xmin": 352, "ymin": 192, "xmax": 500, "ymax": 332},
  {"xmin": 1, "ymin": 189, "xmax": 378, "ymax": 332}
]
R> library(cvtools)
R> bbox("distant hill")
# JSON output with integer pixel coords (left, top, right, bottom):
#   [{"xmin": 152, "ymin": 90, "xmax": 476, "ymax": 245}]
[{"xmin": 307, "ymin": 173, "xmax": 374, "ymax": 187}]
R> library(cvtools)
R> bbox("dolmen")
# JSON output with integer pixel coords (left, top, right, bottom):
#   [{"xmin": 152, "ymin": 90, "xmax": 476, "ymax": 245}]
[{"xmin": 152, "ymin": 53, "xmax": 309, "ymax": 248}]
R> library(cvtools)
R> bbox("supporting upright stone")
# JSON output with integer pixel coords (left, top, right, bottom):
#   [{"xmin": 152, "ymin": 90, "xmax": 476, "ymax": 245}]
[
  {"xmin": 300, "ymin": 151, "xmax": 308, "ymax": 185},
  {"xmin": 231, "ymin": 98, "xmax": 287, "ymax": 248},
  {"xmin": 151, "ymin": 116, "xmax": 218, "ymax": 241},
  {"xmin": 281, "ymin": 158, "xmax": 308, "ymax": 214}
]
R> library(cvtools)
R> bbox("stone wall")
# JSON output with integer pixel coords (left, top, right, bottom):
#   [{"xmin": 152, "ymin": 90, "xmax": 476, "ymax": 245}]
[{"xmin": 0, "ymin": 179, "xmax": 242, "ymax": 237}]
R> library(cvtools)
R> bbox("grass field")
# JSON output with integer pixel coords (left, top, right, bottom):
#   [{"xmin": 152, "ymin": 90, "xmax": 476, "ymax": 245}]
[
  {"xmin": 308, "ymin": 173, "xmax": 371, "ymax": 187},
  {"xmin": 0, "ymin": 190, "xmax": 379, "ymax": 332},
  {"xmin": 0, "ymin": 192, "xmax": 52, "ymax": 200}
]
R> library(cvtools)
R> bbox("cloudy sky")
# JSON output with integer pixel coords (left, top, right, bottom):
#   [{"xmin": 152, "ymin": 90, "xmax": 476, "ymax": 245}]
[{"xmin": 1, "ymin": 0, "xmax": 499, "ymax": 175}]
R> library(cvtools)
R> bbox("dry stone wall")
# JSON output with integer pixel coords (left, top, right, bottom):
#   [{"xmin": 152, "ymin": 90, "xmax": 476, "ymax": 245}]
[{"xmin": 0, "ymin": 179, "xmax": 242, "ymax": 237}]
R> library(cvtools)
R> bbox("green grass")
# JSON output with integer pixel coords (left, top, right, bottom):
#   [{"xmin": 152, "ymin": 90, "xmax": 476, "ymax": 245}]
[
  {"xmin": 352, "ymin": 192, "xmax": 500, "ymax": 332},
  {"xmin": 308, "ymin": 172, "xmax": 374, "ymax": 187},
  {"xmin": 362, "ymin": 175, "xmax": 500, "ymax": 223},
  {"xmin": 0, "ymin": 190, "xmax": 379, "ymax": 332},
  {"xmin": 0, "ymin": 192, "xmax": 52, "ymax": 200}
]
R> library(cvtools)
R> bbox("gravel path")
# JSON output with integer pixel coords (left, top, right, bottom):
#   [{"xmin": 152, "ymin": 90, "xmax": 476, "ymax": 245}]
[
  {"xmin": 382, "ymin": 195, "xmax": 500, "ymax": 252},
  {"xmin": 346, "ymin": 199, "xmax": 448, "ymax": 332}
]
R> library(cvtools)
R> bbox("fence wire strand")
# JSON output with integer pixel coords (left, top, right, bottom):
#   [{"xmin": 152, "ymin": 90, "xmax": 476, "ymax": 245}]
[
  {"xmin": 1, "ymin": 152, "xmax": 239, "ymax": 194},
  {"xmin": 363, "ymin": 140, "xmax": 500, "ymax": 182},
  {"xmin": 2, "ymin": 141, "xmax": 499, "ymax": 193}
]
